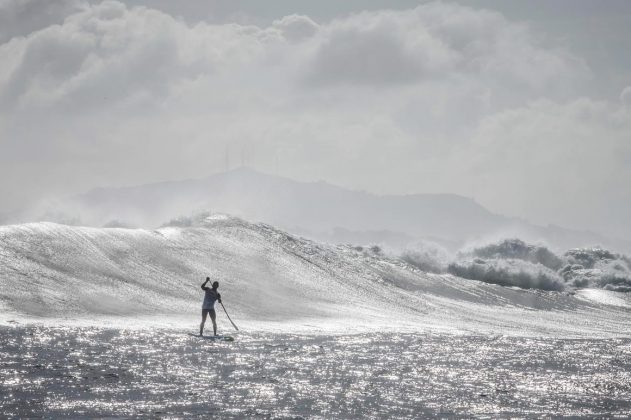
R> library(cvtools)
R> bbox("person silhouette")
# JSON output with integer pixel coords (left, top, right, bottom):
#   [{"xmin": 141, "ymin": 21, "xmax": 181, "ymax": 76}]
[{"xmin": 199, "ymin": 277, "xmax": 221, "ymax": 336}]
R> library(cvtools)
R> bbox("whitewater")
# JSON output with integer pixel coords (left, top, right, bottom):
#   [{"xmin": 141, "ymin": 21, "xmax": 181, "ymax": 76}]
[{"xmin": 2, "ymin": 215, "xmax": 631, "ymax": 417}]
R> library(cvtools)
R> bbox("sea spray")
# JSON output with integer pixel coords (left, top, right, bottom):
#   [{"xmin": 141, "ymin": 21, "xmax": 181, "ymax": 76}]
[{"xmin": 399, "ymin": 238, "xmax": 631, "ymax": 292}]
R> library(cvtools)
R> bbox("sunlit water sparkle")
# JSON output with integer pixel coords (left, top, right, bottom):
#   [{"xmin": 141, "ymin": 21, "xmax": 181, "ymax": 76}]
[{"xmin": 2, "ymin": 325, "xmax": 631, "ymax": 418}]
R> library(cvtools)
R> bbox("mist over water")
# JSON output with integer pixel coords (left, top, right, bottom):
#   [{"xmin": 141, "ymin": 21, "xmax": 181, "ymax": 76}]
[
  {"xmin": 399, "ymin": 238, "xmax": 631, "ymax": 293},
  {"xmin": 11, "ymin": 168, "xmax": 631, "ymax": 257}
]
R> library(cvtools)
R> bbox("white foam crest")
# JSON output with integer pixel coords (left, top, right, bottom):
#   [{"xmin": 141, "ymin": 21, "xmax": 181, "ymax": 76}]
[
  {"xmin": 401, "ymin": 238, "xmax": 631, "ymax": 294},
  {"xmin": 447, "ymin": 259, "xmax": 565, "ymax": 291}
]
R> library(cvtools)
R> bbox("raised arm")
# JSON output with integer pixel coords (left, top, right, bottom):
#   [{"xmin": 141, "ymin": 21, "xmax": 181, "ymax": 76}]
[{"xmin": 201, "ymin": 277, "xmax": 210, "ymax": 290}]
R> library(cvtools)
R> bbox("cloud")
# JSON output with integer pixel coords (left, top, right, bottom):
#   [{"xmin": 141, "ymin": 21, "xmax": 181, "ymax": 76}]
[
  {"xmin": 0, "ymin": 0, "xmax": 85, "ymax": 44},
  {"xmin": 0, "ymin": 1, "xmax": 286, "ymax": 112},
  {"xmin": 304, "ymin": 3, "xmax": 588, "ymax": 90},
  {"xmin": 458, "ymin": 98, "xmax": 631, "ymax": 236},
  {"xmin": 305, "ymin": 14, "xmax": 452, "ymax": 86},
  {"xmin": 0, "ymin": 1, "xmax": 588, "ymax": 113},
  {"xmin": 272, "ymin": 14, "xmax": 319, "ymax": 42},
  {"xmin": 0, "ymin": 0, "xmax": 627, "ymax": 240}
]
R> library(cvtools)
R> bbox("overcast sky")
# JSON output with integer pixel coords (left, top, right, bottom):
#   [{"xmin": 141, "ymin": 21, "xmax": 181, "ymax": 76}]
[{"xmin": 1, "ymin": 0, "xmax": 630, "ymax": 238}]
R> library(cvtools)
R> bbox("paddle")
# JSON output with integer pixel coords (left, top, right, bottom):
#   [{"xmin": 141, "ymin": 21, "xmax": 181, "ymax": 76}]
[{"xmin": 220, "ymin": 302, "xmax": 239, "ymax": 331}]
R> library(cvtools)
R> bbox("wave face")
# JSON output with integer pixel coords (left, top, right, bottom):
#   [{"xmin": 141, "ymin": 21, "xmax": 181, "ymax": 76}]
[{"xmin": 1, "ymin": 216, "xmax": 631, "ymax": 337}]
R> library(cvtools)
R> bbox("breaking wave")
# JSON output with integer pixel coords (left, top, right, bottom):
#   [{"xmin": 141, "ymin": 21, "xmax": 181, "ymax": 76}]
[
  {"xmin": 399, "ymin": 241, "xmax": 450, "ymax": 274},
  {"xmin": 468, "ymin": 239, "xmax": 564, "ymax": 270},
  {"xmin": 400, "ymin": 238, "xmax": 631, "ymax": 293},
  {"xmin": 561, "ymin": 248, "xmax": 631, "ymax": 292},
  {"xmin": 447, "ymin": 259, "xmax": 565, "ymax": 291}
]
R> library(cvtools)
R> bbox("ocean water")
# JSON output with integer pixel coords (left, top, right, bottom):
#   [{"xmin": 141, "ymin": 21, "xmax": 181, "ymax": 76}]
[
  {"xmin": 2, "ymin": 325, "xmax": 631, "ymax": 418},
  {"xmin": 2, "ymin": 217, "xmax": 631, "ymax": 417}
]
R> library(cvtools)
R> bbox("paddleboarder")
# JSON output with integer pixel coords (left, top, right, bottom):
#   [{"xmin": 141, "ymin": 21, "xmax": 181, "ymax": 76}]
[{"xmin": 200, "ymin": 277, "xmax": 222, "ymax": 336}]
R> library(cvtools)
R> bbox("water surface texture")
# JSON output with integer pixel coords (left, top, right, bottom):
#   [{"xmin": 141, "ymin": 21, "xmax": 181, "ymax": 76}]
[
  {"xmin": 2, "ymin": 217, "xmax": 631, "ymax": 417},
  {"xmin": 2, "ymin": 326, "xmax": 630, "ymax": 418}
]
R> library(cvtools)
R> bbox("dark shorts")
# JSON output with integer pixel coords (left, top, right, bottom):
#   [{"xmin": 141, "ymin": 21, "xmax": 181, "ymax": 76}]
[{"xmin": 202, "ymin": 309, "xmax": 216, "ymax": 318}]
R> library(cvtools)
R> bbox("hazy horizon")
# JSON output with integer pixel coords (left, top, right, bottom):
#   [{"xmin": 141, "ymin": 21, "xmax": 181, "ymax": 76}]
[
  {"xmin": 28, "ymin": 165, "xmax": 631, "ymax": 238},
  {"xmin": 1, "ymin": 0, "xmax": 630, "ymax": 239}
]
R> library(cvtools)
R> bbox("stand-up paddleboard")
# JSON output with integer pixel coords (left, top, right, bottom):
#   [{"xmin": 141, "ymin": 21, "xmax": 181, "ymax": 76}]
[{"xmin": 189, "ymin": 333, "xmax": 234, "ymax": 341}]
